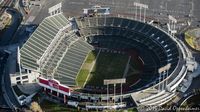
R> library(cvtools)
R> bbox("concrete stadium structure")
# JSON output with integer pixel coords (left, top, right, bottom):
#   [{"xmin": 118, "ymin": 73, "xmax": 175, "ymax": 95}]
[{"xmin": 19, "ymin": 12, "xmax": 197, "ymax": 109}]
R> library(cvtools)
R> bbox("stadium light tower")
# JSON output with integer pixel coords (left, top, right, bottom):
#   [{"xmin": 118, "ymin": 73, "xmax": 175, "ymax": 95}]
[
  {"xmin": 168, "ymin": 15, "xmax": 177, "ymax": 37},
  {"xmin": 165, "ymin": 63, "xmax": 171, "ymax": 88},
  {"xmin": 134, "ymin": 2, "xmax": 148, "ymax": 22},
  {"xmin": 158, "ymin": 63, "xmax": 171, "ymax": 91},
  {"xmin": 48, "ymin": 2, "xmax": 62, "ymax": 16},
  {"xmin": 104, "ymin": 78, "xmax": 126, "ymax": 108}
]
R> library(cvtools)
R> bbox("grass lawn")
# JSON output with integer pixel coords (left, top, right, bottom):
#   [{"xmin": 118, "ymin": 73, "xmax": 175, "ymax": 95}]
[{"xmin": 76, "ymin": 50, "xmax": 129, "ymax": 87}]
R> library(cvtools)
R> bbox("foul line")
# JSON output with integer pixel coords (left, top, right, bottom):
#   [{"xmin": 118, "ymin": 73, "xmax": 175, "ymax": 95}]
[
  {"xmin": 123, "ymin": 56, "xmax": 131, "ymax": 78},
  {"xmin": 83, "ymin": 49, "xmax": 101, "ymax": 87}
]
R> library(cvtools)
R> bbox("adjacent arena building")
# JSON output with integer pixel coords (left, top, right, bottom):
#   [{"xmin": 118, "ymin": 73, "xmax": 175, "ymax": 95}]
[{"xmin": 17, "ymin": 4, "xmax": 198, "ymax": 110}]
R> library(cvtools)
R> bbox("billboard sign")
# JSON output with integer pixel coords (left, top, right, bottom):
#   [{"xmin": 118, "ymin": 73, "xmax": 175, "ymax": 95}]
[{"xmin": 38, "ymin": 77, "xmax": 71, "ymax": 96}]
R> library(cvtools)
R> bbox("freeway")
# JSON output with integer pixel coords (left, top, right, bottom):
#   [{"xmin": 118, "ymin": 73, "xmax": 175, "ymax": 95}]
[
  {"xmin": 0, "ymin": 0, "xmax": 12, "ymax": 16},
  {"xmin": 0, "ymin": 8, "xmax": 22, "ymax": 46}
]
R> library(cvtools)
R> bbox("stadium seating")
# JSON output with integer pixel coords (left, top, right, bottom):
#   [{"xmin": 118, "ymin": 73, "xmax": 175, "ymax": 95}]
[
  {"xmin": 19, "ymin": 12, "xmax": 190, "ymax": 107},
  {"xmin": 54, "ymin": 39, "xmax": 94, "ymax": 86},
  {"xmin": 21, "ymin": 14, "xmax": 180, "ymax": 91},
  {"xmin": 76, "ymin": 16, "xmax": 180, "ymax": 90},
  {"xmin": 20, "ymin": 13, "xmax": 95, "ymax": 86},
  {"xmin": 41, "ymin": 32, "xmax": 78, "ymax": 73},
  {"xmin": 20, "ymin": 13, "xmax": 70, "ymax": 70},
  {"xmin": 137, "ymin": 89, "xmax": 176, "ymax": 106}
]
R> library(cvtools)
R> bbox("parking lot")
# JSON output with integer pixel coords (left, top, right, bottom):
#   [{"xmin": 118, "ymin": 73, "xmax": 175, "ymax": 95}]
[
  {"xmin": 0, "ymin": 0, "xmax": 199, "ymax": 110},
  {"xmin": 23, "ymin": 0, "xmax": 199, "ymax": 28}
]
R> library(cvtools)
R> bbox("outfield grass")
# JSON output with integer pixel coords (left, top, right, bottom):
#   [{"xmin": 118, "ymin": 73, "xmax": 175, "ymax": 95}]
[
  {"xmin": 76, "ymin": 50, "xmax": 129, "ymax": 87},
  {"xmin": 76, "ymin": 51, "xmax": 97, "ymax": 87},
  {"xmin": 86, "ymin": 51, "xmax": 129, "ymax": 86},
  {"xmin": 85, "ymin": 51, "xmax": 97, "ymax": 63},
  {"xmin": 76, "ymin": 69, "xmax": 90, "ymax": 87}
]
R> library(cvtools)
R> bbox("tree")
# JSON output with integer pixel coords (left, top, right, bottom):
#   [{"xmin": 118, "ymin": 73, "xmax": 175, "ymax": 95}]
[{"xmin": 29, "ymin": 102, "xmax": 43, "ymax": 112}]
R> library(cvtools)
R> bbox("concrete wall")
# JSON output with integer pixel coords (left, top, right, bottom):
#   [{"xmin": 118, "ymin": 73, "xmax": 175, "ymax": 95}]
[{"xmin": 10, "ymin": 70, "xmax": 40, "ymax": 85}]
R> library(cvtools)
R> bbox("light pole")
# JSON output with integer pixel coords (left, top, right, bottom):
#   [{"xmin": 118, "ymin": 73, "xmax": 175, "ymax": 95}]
[
  {"xmin": 48, "ymin": 2, "xmax": 62, "ymax": 16},
  {"xmin": 135, "ymin": 4, "xmax": 137, "ymax": 20},
  {"xmin": 107, "ymin": 84, "xmax": 109, "ymax": 107},
  {"xmin": 165, "ymin": 64, "xmax": 171, "ymax": 87},
  {"xmin": 168, "ymin": 15, "xmax": 177, "ymax": 37},
  {"xmin": 134, "ymin": 2, "xmax": 148, "ymax": 22},
  {"xmin": 104, "ymin": 78, "xmax": 126, "ymax": 109},
  {"xmin": 120, "ymin": 83, "xmax": 123, "ymax": 105},
  {"xmin": 158, "ymin": 63, "xmax": 171, "ymax": 91},
  {"xmin": 113, "ymin": 84, "xmax": 116, "ymax": 106},
  {"xmin": 144, "ymin": 7, "xmax": 146, "ymax": 22}
]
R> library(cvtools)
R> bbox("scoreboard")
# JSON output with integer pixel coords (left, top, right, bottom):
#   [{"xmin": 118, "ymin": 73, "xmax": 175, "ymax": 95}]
[{"xmin": 83, "ymin": 5, "xmax": 110, "ymax": 16}]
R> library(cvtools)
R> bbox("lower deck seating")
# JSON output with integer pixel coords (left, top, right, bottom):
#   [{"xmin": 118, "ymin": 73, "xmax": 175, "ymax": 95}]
[{"xmin": 54, "ymin": 39, "xmax": 94, "ymax": 86}]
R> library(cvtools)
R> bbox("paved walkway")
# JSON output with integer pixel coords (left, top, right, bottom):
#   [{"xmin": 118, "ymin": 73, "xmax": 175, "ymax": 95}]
[{"xmin": 17, "ymin": 83, "xmax": 41, "ymax": 95}]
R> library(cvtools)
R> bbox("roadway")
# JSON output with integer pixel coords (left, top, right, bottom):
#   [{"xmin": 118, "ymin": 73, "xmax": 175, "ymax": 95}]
[
  {"xmin": 191, "ymin": 0, "xmax": 200, "ymax": 27},
  {"xmin": 0, "ymin": 51, "xmax": 9, "ymax": 110},
  {"xmin": 23, "ymin": 0, "xmax": 48, "ymax": 24},
  {"xmin": 0, "ymin": 0, "xmax": 22, "ymax": 110},
  {"xmin": 0, "ymin": 8, "xmax": 22, "ymax": 46},
  {"xmin": 0, "ymin": 0, "xmax": 12, "ymax": 16},
  {"xmin": 0, "ymin": 0, "xmax": 198, "ymax": 110},
  {"xmin": 176, "ymin": 76, "xmax": 200, "ymax": 107},
  {"xmin": 0, "ymin": 50, "xmax": 21, "ymax": 111},
  {"xmin": 4, "ymin": 52, "xmax": 21, "ymax": 108}
]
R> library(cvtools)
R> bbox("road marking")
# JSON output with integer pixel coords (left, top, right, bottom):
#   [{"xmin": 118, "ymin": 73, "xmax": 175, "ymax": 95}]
[
  {"xmin": 26, "ymin": 16, "xmax": 35, "ymax": 23},
  {"xmin": 69, "ymin": 2, "xmax": 85, "ymax": 5}
]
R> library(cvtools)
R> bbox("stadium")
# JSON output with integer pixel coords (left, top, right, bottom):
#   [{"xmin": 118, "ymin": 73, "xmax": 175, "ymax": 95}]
[{"xmin": 18, "ymin": 3, "xmax": 197, "ymax": 110}]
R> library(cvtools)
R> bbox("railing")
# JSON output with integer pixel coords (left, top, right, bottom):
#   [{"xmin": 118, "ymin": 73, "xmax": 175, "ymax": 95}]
[
  {"xmin": 38, "ymin": 22, "xmax": 72, "ymax": 68},
  {"xmin": 139, "ymin": 90, "xmax": 165, "ymax": 103},
  {"xmin": 70, "ymin": 15, "xmax": 190, "ymax": 104},
  {"xmin": 86, "ymin": 102, "xmax": 126, "ymax": 109},
  {"xmin": 52, "ymin": 33, "xmax": 79, "ymax": 75}
]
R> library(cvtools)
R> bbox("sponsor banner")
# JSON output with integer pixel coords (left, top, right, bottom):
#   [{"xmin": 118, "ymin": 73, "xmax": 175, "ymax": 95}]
[{"xmin": 38, "ymin": 77, "xmax": 71, "ymax": 96}]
